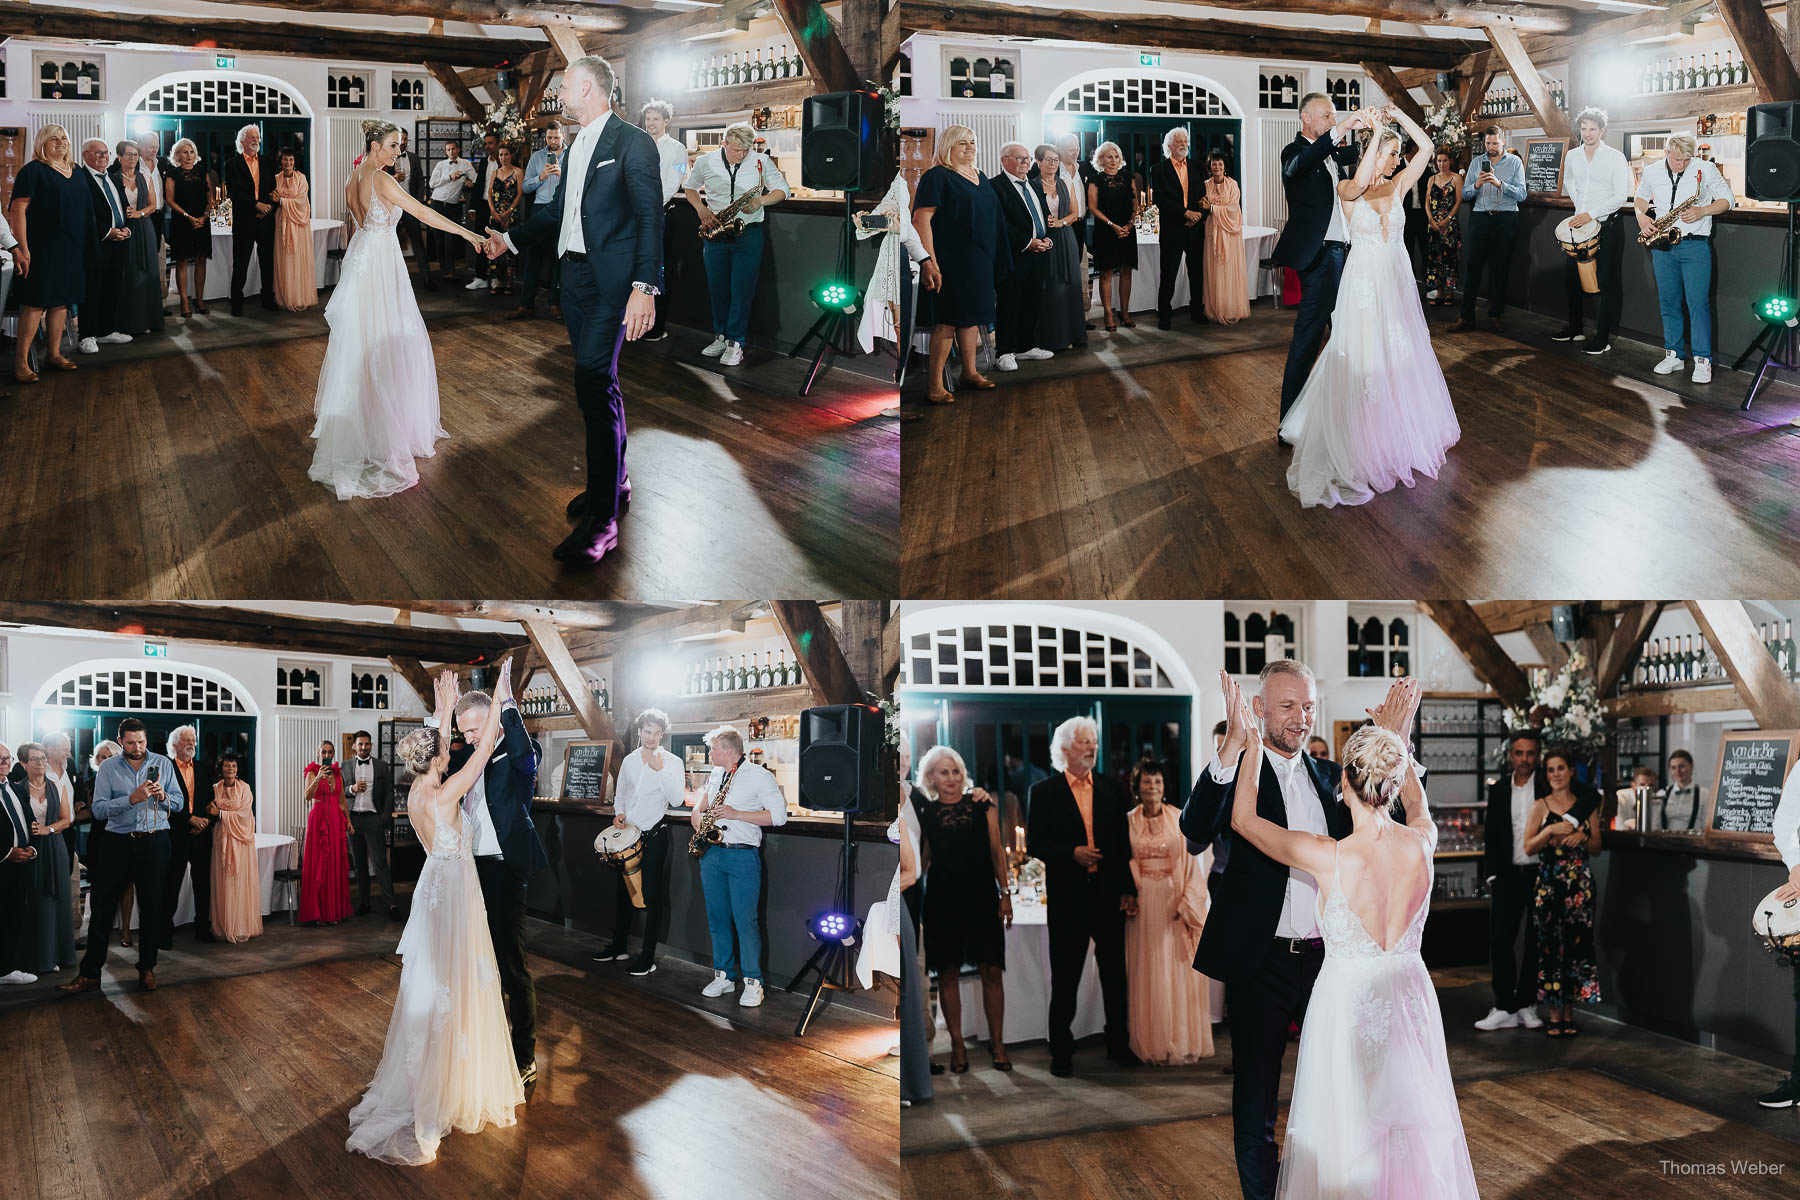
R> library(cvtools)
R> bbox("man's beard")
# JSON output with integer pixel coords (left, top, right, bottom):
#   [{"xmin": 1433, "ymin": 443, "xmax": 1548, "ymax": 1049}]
[
  {"xmin": 1265, "ymin": 728, "xmax": 1305, "ymax": 756},
  {"xmin": 125, "ymin": 749, "xmax": 146, "ymax": 762}
]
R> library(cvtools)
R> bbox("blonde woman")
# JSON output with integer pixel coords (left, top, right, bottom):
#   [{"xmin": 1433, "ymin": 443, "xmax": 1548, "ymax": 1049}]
[
  {"xmin": 165, "ymin": 137, "xmax": 214, "ymax": 317},
  {"xmin": 8, "ymin": 123, "xmax": 83, "ymax": 382},
  {"xmin": 911, "ymin": 124, "xmax": 1007, "ymax": 403},
  {"xmin": 1086, "ymin": 141, "xmax": 1141, "ymax": 331},
  {"xmin": 1224, "ymin": 673, "xmax": 1478, "ymax": 1198}
]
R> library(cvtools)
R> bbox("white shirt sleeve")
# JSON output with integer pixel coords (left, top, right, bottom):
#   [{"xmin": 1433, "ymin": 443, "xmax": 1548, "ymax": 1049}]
[
  {"xmin": 1597, "ymin": 150, "xmax": 1633, "ymax": 217},
  {"xmin": 1775, "ymin": 761, "xmax": 1800, "ymax": 870},
  {"xmin": 1702, "ymin": 160, "xmax": 1735, "ymax": 210},
  {"xmin": 759, "ymin": 154, "xmax": 790, "ymax": 196},
  {"xmin": 1209, "ymin": 756, "xmax": 1237, "ymax": 785}
]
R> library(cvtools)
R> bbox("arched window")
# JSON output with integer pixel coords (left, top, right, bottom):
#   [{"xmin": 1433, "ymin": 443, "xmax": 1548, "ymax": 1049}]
[
  {"xmin": 1053, "ymin": 76, "xmax": 1231, "ymax": 118},
  {"xmin": 900, "ymin": 620, "xmax": 1176, "ymax": 691},
  {"xmin": 45, "ymin": 666, "xmax": 248, "ymax": 714}
]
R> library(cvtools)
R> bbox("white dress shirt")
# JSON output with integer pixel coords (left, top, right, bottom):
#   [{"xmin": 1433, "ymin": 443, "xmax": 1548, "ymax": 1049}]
[
  {"xmin": 140, "ymin": 158, "xmax": 164, "ymax": 217},
  {"xmin": 1306, "ymin": 126, "xmax": 1353, "ymax": 246},
  {"xmin": 615, "ymin": 747, "xmax": 685, "ymax": 831},
  {"xmin": 461, "ymin": 770, "xmax": 503, "ymax": 858},
  {"xmin": 1511, "ymin": 779, "xmax": 1540, "ymax": 866},
  {"xmin": 1001, "ymin": 170, "xmax": 1048, "ymax": 250},
  {"xmin": 1655, "ymin": 783, "xmax": 1702, "ymax": 831},
  {"xmin": 654, "ymin": 133, "xmax": 688, "ymax": 204},
  {"xmin": 390, "ymin": 152, "xmax": 412, "ymax": 190},
  {"xmin": 681, "ymin": 148, "xmax": 790, "ymax": 227},
  {"xmin": 351, "ymin": 757, "xmax": 377, "ymax": 813},
  {"xmin": 1060, "ymin": 163, "xmax": 1086, "ymax": 221},
  {"xmin": 429, "ymin": 156, "xmax": 476, "ymax": 203},
  {"xmin": 1776, "ymin": 761, "xmax": 1800, "ymax": 870},
  {"xmin": 1562, "ymin": 141, "xmax": 1631, "ymax": 223},
  {"xmin": 559, "ymin": 109, "xmax": 612, "ymax": 255},
  {"xmin": 702, "ymin": 760, "xmax": 788, "ymax": 847},
  {"xmin": 1209, "ymin": 745, "xmax": 1327, "ymax": 938},
  {"xmin": 1634, "ymin": 155, "xmax": 1734, "ymax": 237},
  {"xmin": 87, "ymin": 165, "xmax": 127, "ymax": 229},
  {"xmin": 45, "ymin": 766, "xmax": 74, "ymax": 818}
]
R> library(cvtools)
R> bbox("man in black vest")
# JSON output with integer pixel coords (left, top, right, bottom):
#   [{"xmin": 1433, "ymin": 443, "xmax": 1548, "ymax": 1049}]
[
  {"xmin": 987, "ymin": 142, "xmax": 1055, "ymax": 372},
  {"xmin": 1149, "ymin": 127, "xmax": 1208, "ymax": 330}
]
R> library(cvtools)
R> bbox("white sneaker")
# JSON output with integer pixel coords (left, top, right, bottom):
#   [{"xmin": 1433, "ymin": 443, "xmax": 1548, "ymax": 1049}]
[
  {"xmin": 1653, "ymin": 351, "xmax": 1685, "ymax": 375},
  {"xmin": 77, "ymin": 337, "xmax": 99, "ymax": 355},
  {"xmin": 738, "ymin": 978, "xmax": 765, "ymax": 1007},
  {"xmin": 701, "ymin": 335, "xmax": 729, "ymax": 357},
  {"xmin": 97, "ymin": 332, "xmax": 133, "ymax": 344},
  {"xmin": 1018, "ymin": 347, "xmax": 1054, "ymax": 361},
  {"xmin": 1425, "ymin": 288, "xmax": 1439, "ymax": 300},
  {"xmin": 720, "ymin": 341, "xmax": 744, "ymax": 367},
  {"xmin": 887, "ymin": 1042, "xmax": 902, "ymax": 1057},
  {"xmin": 1515, "ymin": 1007, "xmax": 1544, "ymax": 1029},
  {"xmin": 0, "ymin": 970, "xmax": 37, "ymax": 985},
  {"xmin": 1474, "ymin": 1006, "xmax": 1521, "ymax": 1030},
  {"xmin": 1692, "ymin": 357, "xmax": 1712, "ymax": 384},
  {"xmin": 994, "ymin": 353, "xmax": 1018, "ymax": 372},
  {"xmin": 465, "ymin": 278, "xmax": 489, "ymax": 290},
  {"xmin": 701, "ymin": 970, "xmax": 734, "ymax": 998}
]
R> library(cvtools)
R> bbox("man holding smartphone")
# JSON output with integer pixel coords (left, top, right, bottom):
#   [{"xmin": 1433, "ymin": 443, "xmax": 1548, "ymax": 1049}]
[
  {"xmin": 61, "ymin": 719, "xmax": 185, "ymax": 994},
  {"xmin": 1, "ymin": 742, "xmax": 41, "ymax": 984}
]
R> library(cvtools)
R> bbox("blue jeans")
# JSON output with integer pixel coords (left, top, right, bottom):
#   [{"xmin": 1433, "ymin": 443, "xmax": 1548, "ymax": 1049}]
[
  {"xmin": 702, "ymin": 223, "xmax": 764, "ymax": 345},
  {"xmin": 699, "ymin": 845, "xmax": 763, "ymax": 981},
  {"xmin": 1651, "ymin": 236, "xmax": 1713, "ymax": 359}
]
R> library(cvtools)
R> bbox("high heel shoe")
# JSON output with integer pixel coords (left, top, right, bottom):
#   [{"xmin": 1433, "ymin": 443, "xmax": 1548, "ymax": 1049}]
[
  {"xmin": 1119, "ymin": 314, "xmax": 1137, "ymax": 328},
  {"xmin": 119, "ymin": 931, "xmax": 133, "ymax": 948},
  {"xmin": 926, "ymin": 387, "xmax": 955, "ymax": 404},
  {"xmin": 990, "ymin": 1044, "xmax": 1013, "ymax": 1072},
  {"xmin": 47, "ymin": 357, "xmax": 77, "ymax": 371},
  {"xmin": 13, "ymin": 367, "xmax": 37, "ymax": 383},
  {"xmin": 950, "ymin": 1045, "xmax": 970, "ymax": 1074},
  {"xmin": 195, "ymin": 300, "xmax": 210, "ymax": 315},
  {"xmin": 180, "ymin": 302, "xmax": 192, "ymax": 318},
  {"xmin": 959, "ymin": 373, "xmax": 996, "ymax": 390},
  {"xmin": 1104, "ymin": 320, "xmax": 1117, "ymax": 332}
]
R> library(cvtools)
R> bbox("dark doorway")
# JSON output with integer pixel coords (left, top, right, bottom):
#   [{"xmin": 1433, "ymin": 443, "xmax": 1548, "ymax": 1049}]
[{"xmin": 131, "ymin": 115, "xmax": 311, "ymax": 184}]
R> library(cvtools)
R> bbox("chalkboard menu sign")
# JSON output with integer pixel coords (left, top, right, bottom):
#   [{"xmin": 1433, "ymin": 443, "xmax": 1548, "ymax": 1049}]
[
  {"xmin": 1524, "ymin": 138, "xmax": 1567, "ymax": 197},
  {"xmin": 1706, "ymin": 731, "xmax": 1799, "ymax": 841},
  {"xmin": 562, "ymin": 740, "xmax": 613, "ymax": 802}
]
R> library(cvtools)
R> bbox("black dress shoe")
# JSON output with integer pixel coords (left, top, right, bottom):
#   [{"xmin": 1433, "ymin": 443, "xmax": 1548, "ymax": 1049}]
[
  {"xmin": 553, "ymin": 518, "xmax": 620, "ymax": 565},
  {"xmin": 1758, "ymin": 1076, "xmax": 1800, "ymax": 1108},
  {"xmin": 566, "ymin": 477, "xmax": 630, "ymax": 521},
  {"xmin": 1156, "ymin": 315, "xmax": 1172, "ymax": 331},
  {"xmin": 230, "ymin": 303, "xmax": 244, "ymax": 317},
  {"xmin": 388, "ymin": 905, "xmax": 402, "ymax": 920},
  {"xmin": 1106, "ymin": 1049, "xmax": 1144, "ymax": 1067},
  {"xmin": 1050, "ymin": 1057, "xmax": 1074, "ymax": 1078},
  {"xmin": 196, "ymin": 931, "xmax": 218, "ymax": 944}
]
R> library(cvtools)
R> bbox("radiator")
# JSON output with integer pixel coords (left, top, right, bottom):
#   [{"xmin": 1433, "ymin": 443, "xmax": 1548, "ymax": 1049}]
[
  {"xmin": 30, "ymin": 109, "xmax": 105, "ymax": 151},
  {"xmin": 327, "ymin": 115, "xmax": 365, "ymax": 224},
  {"xmin": 1258, "ymin": 115, "xmax": 1302, "ymax": 229},
  {"xmin": 278, "ymin": 714, "xmax": 339, "ymax": 845},
  {"xmin": 940, "ymin": 108, "xmax": 1018, "ymax": 180}
]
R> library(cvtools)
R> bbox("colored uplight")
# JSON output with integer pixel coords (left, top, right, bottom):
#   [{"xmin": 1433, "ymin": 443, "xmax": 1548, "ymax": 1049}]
[
  {"xmin": 809, "ymin": 911, "xmax": 857, "ymax": 945},
  {"xmin": 810, "ymin": 280, "xmax": 861, "ymax": 313},
  {"xmin": 1756, "ymin": 294, "xmax": 1799, "ymax": 326}
]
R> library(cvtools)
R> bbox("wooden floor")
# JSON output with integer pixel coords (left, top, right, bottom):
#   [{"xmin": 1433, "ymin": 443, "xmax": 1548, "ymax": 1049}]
[
  {"xmin": 900, "ymin": 311, "xmax": 1800, "ymax": 597},
  {"xmin": 0, "ymin": 312, "xmax": 897, "ymax": 597},
  {"xmin": 902, "ymin": 1067, "xmax": 1798, "ymax": 1198},
  {"xmin": 0, "ymin": 946, "xmax": 898, "ymax": 1200}
]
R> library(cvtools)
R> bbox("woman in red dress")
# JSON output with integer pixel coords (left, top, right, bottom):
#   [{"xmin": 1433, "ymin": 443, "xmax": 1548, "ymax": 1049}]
[{"xmin": 299, "ymin": 739, "xmax": 352, "ymax": 924}]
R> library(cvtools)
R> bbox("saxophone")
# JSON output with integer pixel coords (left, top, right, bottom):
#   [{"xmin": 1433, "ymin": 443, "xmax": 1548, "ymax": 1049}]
[
  {"xmin": 699, "ymin": 156, "xmax": 769, "ymax": 243},
  {"xmin": 689, "ymin": 765, "xmax": 738, "ymax": 857},
  {"xmin": 1638, "ymin": 193, "xmax": 1702, "ymax": 250}
]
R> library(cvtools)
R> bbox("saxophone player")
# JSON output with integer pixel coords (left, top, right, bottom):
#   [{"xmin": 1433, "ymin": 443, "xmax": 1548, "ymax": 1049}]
[
  {"xmin": 682, "ymin": 123, "xmax": 789, "ymax": 368},
  {"xmin": 692, "ymin": 724, "xmax": 788, "ymax": 1007},
  {"xmin": 1634, "ymin": 133, "xmax": 1734, "ymax": 384}
]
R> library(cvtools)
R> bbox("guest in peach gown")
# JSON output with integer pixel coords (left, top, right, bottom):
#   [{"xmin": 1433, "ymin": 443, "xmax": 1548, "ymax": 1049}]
[
  {"xmin": 210, "ymin": 751, "xmax": 262, "ymax": 943},
  {"xmin": 1201, "ymin": 154, "xmax": 1250, "ymax": 325},
  {"xmin": 272, "ymin": 150, "xmax": 317, "ymax": 311},
  {"xmin": 1124, "ymin": 759, "xmax": 1214, "ymax": 1065}
]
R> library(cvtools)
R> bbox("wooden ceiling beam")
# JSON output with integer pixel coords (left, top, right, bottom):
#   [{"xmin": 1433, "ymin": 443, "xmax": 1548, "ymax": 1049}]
[
  {"xmin": 395, "ymin": 601, "xmax": 634, "ymax": 630},
  {"xmin": 0, "ymin": 602, "xmax": 524, "ymax": 664},
  {"xmin": 773, "ymin": 0, "xmax": 863, "ymax": 92},
  {"xmin": 1485, "ymin": 24, "xmax": 1573, "ymax": 138},
  {"xmin": 1593, "ymin": 602, "xmax": 1665, "ymax": 699},
  {"xmin": 1461, "ymin": 51, "xmax": 1495, "ymax": 122},
  {"xmin": 1686, "ymin": 601, "xmax": 1800, "ymax": 729},
  {"xmin": 1363, "ymin": 60, "xmax": 1430, "ymax": 125},
  {"xmin": 1524, "ymin": 623, "xmax": 1570, "ymax": 674},
  {"xmin": 1417, "ymin": 600, "xmax": 1534, "ymax": 709},
  {"xmin": 387, "ymin": 657, "xmax": 438, "ymax": 709},
  {"xmin": 0, "ymin": 0, "xmax": 534, "ymax": 67},
  {"xmin": 898, "ymin": 1, "xmax": 1487, "ymax": 69},
  {"xmin": 1523, "ymin": 0, "xmax": 1714, "ymax": 61},
  {"xmin": 1713, "ymin": 0, "xmax": 1800, "ymax": 101},
  {"xmin": 524, "ymin": 617, "xmax": 617, "ymax": 743},
  {"xmin": 771, "ymin": 601, "xmax": 863, "ymax": 708},
  {"xmin": 427, "ymin": 60, "xmax": 492, "ymax": 122},
  {"xmin": 172, "ymin": 0, "xmax": 630, "ymax": 33},
  {"xmin": 1152, "ymin": 0, "xmax": 1573, "ymax": 33}
]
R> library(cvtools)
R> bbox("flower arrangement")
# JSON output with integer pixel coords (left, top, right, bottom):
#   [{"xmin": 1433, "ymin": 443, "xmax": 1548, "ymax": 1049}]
[
  {"xmin": 874, "ymin": 696, "xmax": 901, "ymax": 751},
  {"xmin": 875, "ymin": 85, "xmax": 901, "ymax": 133},
  {"xmin": 484, "ymin": 95, "xmax": 526, "ymax": 147},
  {"xmin": 1502, "ymin": 651, "xmax": 1610, "ymax": 760},
  {"xmin": 1424, "ymin": 99, "xmax": 1470, "ymax": 159}
]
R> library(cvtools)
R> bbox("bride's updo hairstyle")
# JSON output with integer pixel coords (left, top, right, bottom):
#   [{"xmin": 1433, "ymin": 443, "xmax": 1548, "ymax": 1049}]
[
  {"xmin": 363, "ymin": 118, "xmax": 399, "ymax": 150},
  {"xmin": 396, "ymin": 726, "xmax": 441, "ymax": 775},
  {"xmin": 1341, "ymin": 725, "xmax": 1408, "ymax": 819}
]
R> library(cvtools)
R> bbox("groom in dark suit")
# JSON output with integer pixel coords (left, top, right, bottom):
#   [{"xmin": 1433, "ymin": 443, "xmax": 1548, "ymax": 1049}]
[
  {"xmin": 1271, "ymin": 95, "xmax": 1367, "ymax": 431},
  {"xmin": 448, "ymin": 672, "xmax": 551, "ymax": 1086},
  {"xmin": 487, "ymin": 53, "xmax": 663, "ymax": 567},
  {"xmin": 1180, "ymin": 661, "xmax": 1409, "ymax": 1200}
]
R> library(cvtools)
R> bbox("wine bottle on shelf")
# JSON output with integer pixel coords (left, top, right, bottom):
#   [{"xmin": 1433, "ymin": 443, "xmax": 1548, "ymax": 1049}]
[
  {"xmin": 1783, "ymin": 620, "xmax": 1797, "ymax": 678},
  {"xmin": 777, "ymin": 647, "xmax": 792, "ymax": 686},
  {"xmin": 758, "ymin": 652, "xmax": 774, "ymax": 690},
  {"xmin": 709, "ymin": 657, "xmax": 723, "ymax": 693},
  {"xmin": 736, "ymin": 655, "xmax": 750, "ymax": 691}
]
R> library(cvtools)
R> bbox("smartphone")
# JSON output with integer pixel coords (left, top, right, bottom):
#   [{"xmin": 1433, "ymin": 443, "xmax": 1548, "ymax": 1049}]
[
  {"xmin": 859, "ymin": 213, "xmax": 893, "ymax": 231},
  {"xmin": 146, "ymin": 764, "xmax": 160, "ymax": 784}
]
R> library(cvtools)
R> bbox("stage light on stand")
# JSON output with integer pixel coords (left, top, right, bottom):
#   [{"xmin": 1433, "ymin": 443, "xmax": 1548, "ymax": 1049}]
[
  {"xmin": 808, "ymin": 910, "xmax": 858, "ymax": 947},
  {"xmin": 1755, "ymin": 294, "xmax": 1800, "ymax": 327},
  {"xmin": 810, "ymin": 279, "xmax": 860, "ymax": 314}
]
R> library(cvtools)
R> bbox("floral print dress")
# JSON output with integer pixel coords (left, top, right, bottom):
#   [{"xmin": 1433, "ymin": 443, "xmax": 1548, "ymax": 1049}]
[
  {"xmin": 1424, "ymin": 179, "xmax": 1460, "ymax": 297},
  {"xmin": 1533, "ymin": 809, "xmax": 1602, "ymax": 1006}
]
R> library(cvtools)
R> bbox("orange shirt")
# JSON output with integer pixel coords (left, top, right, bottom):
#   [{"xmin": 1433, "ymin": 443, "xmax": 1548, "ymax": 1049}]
[
  {"xmin": 176, "ymin": 760, "xmax": 195, "ymax": 815},
  {"xmin": 1171, "ymin": 158, "xmax": 1188, "ymax": 204},
  {"xmin": 1066, "ymin": 769, "xmax": 1096, "ymax": 871},
  {"xmin": 245, "ymin": 153, "xmax": 260, "ymax": 195}
]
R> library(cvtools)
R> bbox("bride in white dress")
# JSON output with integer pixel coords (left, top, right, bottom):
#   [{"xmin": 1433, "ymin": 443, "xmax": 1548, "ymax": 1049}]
[
  {"xmin": 310, "ymin": 120, "xmax": 489, "ymax": 500},
  {"xmin": 346, "ymin": 660, "xmax": 525, "ymax": 1165},
  {"xmin": 1227, "ymin": 676, "xmax": 1480, "ymax": 1199},
  {"xmin": 1281, "ymin": 106, "xmax": 1462, "ymax": 508}
]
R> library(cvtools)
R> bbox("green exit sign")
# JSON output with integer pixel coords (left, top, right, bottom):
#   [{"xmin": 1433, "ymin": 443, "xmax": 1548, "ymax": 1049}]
[
  {"xmin": 216, "ymin": 56, "xmax": 235, "ymax": 69},
  {"xmin": 1140, "ymin": 52, "xmax": 1161, "ymax": 67},
  {"xmin": 143, "ymin": 641, "xmax": 168, "ymax": 658}
]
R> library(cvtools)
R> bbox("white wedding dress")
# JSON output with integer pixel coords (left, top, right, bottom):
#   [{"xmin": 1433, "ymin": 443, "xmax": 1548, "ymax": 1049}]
[
  {"xmin": 346, "ymin": 789, "xmax": 523, "ymax": 1165},
  {"xmin": 1280, "ymin": 196, "xmax": 1461, "ymax": 508},
  {"xmin": 1275, "ymin": 829, "xmax": 1480, "ymax": 1199},
  {"xmin": 309, "ymin": 186, "xmax": 449, "ymax": 500}
]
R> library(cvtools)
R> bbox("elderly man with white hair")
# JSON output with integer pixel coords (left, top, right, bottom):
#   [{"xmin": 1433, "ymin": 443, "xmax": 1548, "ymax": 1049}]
[
  {"xmin": 78, "ymin": 136, "xmax": 134, "ymax": 353},
  {"xmin": 1026, "ymin": 713, "xmax": 1137, "ymax": 1077},
  {"xmin": 224, "ymin": 122, "xmax": 279, "ymax": 316},
  {"xmin": 681, "ymin": 121, "xmax": 789, "ymax": 367},
  {"xmin": 985, "ymin": 140, "xmax": 1054, "ymax": 371},
  {"xmin": 1148, "ymin": 127, "xmax": 1210, "ymax": 330},
  {"xmin": 159, "ymin": 724, "xmax": 217, "ymax": 947}
]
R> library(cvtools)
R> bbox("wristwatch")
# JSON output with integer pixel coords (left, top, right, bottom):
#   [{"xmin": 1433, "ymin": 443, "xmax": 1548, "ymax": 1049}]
[{"xmin": 631, "ymin": 280, "xmax": 661, "ymax": 296}]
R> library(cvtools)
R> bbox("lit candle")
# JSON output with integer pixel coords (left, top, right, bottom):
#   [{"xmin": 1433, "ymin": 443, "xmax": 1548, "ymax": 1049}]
[{"xmin": 1015, "ymin": 824, "xmax": 1025, "ymax": 852}]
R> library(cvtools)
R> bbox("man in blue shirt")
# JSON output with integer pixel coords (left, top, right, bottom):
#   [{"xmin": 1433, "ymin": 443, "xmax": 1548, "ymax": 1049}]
[
  {"xmin": 511, "ymin": 123, "xmax": 566, "ymax": 321},
  {"xmin": 1449, "ymin": 126, "xmax": 1528, "ymax": 333},
  {"xmin": 61, "ymin": 718, "xmax": 184, "ymax": 993}
]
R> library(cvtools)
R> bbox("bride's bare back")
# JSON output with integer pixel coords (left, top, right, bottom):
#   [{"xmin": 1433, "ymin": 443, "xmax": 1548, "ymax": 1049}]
[{"xmin": 1328, "ymin": 824, "xmax": 1432, "ymax": 951}]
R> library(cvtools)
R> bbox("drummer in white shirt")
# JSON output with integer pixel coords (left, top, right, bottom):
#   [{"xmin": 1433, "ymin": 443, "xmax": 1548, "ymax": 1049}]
[
  {"xmin": 692, "ymin": 723, "xmax": 788, "ymax": 1007},
  {"xmin": 595, "ymin": 707, "xmax": 686, "ymax": 975},
  {"xmin": 1634, "ymin": 132, "xmax": 1734, "ymax": 384},
  {"xmin": 1553, "ymin": 107, "xmax": 1632, "ymax": 355},
  {"xmin": 1760, "ymin": 758, "xmax": 1800, "ymax": 1107}
]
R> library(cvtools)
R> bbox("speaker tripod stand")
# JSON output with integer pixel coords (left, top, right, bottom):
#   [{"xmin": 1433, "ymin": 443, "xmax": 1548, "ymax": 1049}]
[
  {"xmin": 789, "ymin": 193, "xmax": 861, "ymax": 396},
  {"xmin": 1733, "ymin": 200, "xmax": 1800, "ymax": 410},
  {"xmin": 786, "ymin": 810, "xmax": 860, "ymax": 1037}
]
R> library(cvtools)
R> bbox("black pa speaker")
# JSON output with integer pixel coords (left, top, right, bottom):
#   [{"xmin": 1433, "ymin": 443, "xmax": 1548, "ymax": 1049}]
[
  {"xmin": 1550, "ymin": 604, "xmax": 1579, "ymax": 643},
  {"xmin": 802, "ymin": 91, "xmax": 881, "ymax": 193},
  {"xmin": 799, "ymin": 703, "xmax": 884, "ymax": 813},
  {"xmin": 1747, "ymin": 101, "xmax": 1800, "ymax": 202}
]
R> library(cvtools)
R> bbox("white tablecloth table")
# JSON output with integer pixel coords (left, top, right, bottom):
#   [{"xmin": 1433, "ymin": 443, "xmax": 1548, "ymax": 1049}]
[
  {"xmin": 132, "ymin": 832, "xmax": 298, "ymax": 929},
  {"xmin": 177, "ymin": 218, "xmax": 347, "ymax": 302},
  {"xmin": 931, "ymin": 896, "xmax": 1106, "ymax": 1049},
  {"xmin": 1113, "ymin": 223, "xmax": 1279, "ymax": 314}
]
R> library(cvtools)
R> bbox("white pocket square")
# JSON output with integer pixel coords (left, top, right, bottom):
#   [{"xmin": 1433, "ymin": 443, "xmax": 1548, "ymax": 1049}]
[{"xmin": 594, "ymin": 158, "xmax": 616, "ymax": 170}]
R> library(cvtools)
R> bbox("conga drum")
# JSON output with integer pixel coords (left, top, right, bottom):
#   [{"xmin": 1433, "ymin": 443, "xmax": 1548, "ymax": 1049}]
[
  {"xmin": 595, "ymin": 823, "xmax": 647, "ymax": 908},
  {"xmin": 1753, "ymin": 884, "xmax": 1800, "ymax": 961},
  {"xmin": 1554, "ymin": 214, "xmax": 1603, "ymax": 294}
]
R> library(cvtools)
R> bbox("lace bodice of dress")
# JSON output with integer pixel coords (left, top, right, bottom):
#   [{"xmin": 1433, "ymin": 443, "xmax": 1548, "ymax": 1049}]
[
  {"xmin": 424, "ymin": 794, "xmax": 471, "ymax": 861},
  {"xmin": 358, "ymin": 188, "xmax": 401, "ymax": 233},
  {"xmin": 1319, "ymin": 846, "xmax": 1431, "ymax": 961},
  {"xmin": 1348, "ymin": 196, "xmax": 1403, "ymax": 247}
]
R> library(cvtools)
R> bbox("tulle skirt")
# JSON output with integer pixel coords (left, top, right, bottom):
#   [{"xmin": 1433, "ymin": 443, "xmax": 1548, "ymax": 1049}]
[
  {"xmin": 309, "ymin": 225, "xmax": 448, "ymax": 500},
  {"xmin": 1280, "ymin": 239, "xmax": 1461, "ymax": 508},
  {"xmin": 346, "ymin": 850, "xmax": 524, "ymax": 1165},
  {"xmin": 1276, "ymin": 954, "xmax": 1480, "ymax": 1199}
]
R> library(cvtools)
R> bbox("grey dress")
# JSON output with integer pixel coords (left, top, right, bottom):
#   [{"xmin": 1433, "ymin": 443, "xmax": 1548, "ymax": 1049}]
[
  {"xmin": 1032, "ymin": 172, "xmax": 1088, "ymax": 351},
  {"xmin": 25, "ymin": 780, "xmax": 76, "ymax": 971}
]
